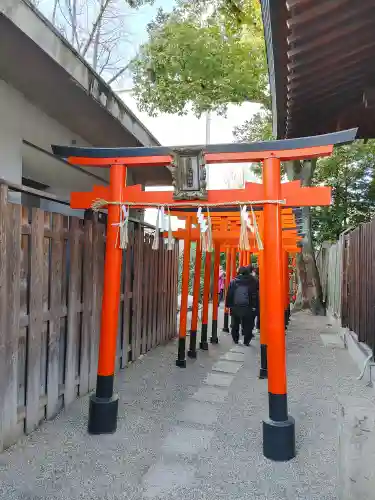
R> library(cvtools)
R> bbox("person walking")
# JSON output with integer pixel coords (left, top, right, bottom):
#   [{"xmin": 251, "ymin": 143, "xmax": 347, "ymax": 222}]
[
  {"xmin": 218, "ymin": 267, "xmax": 225, "ymax": 305},
  {"xmin": 225, "ymin": 266, "xmax": 259, "ymax": 346}
]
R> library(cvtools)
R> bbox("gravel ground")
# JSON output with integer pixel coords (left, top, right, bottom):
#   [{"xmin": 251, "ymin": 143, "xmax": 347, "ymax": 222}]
[{"xmin": 0, "ymin": 309, "xmax": 372, "ymax": 499}]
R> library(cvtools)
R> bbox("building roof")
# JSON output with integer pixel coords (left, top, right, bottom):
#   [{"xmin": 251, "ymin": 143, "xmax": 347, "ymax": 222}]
[
  {"xmin": 261, "ymin": 0, "xmax": 375, "ymax": 139},
  {"xmin": 0, "ymin": 0, "xmax": 171, "ymax": 185}
]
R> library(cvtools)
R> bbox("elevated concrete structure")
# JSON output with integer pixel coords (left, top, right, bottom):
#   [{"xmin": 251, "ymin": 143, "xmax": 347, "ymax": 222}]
[{"xmin": 0, "ymin": 0, "xmax": 171, "ymax": 212}]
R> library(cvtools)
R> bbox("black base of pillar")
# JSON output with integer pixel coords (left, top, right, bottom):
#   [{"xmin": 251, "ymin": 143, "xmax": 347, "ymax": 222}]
[
  {"xmin": 200, "ymin": 324, "xmax": 209, "ymax": 350},
  {"xmin": 176, "ymin": 337, "xmax": 186, "ymax": 368},
  {"xmin": 284, "ymin": 309, "xmax": 288, "ymax": 329},
  {"xmin": 222, "ymin": 312, "xmax": 229, "ymax": 332},
  {"xmin": 176, "ymin": 359, "xmax": 187, "ymax": 368},
  {"xmin": 263, "ymin": 416, "xmax": 296, "ymax": 461},
  {"xmin": 188, "ymin": 330, "xmax": 197, "ymax": 358},
  {"xmin": 259, "ymin": 343, "xmax": 268, "ymax": 379},
  {"xmin": 88, "ymin": 393, "xmax": 119, "ymax": 434},
  {"xmin": 210, "ymin": 319, "xmax": 219, "ymax": 344}
]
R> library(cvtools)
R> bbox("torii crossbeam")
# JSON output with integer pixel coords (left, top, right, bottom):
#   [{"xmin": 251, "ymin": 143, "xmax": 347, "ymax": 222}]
[{"xmin": 52, "ymin": 128, "xmax": 357, "ymax": 463}]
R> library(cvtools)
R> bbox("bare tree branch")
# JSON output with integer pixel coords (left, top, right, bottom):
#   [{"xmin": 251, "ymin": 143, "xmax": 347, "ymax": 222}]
[
  {"xmin": 81, "ymin": 0, "xmax": 112, "ymax": 58},
  {"xmin": 107, "ymin": 60, "xmax": 132, "ymax": 85},
  {"xmin": 52, "ymin": 0, "xmax": 59, "ymax": 24},
  {"xmin": 36, "ymin": 0, "xmax": 142, "ymax": 85}
]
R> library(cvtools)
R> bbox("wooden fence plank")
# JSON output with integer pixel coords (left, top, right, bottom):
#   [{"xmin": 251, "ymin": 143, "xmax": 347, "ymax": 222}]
[
  {"xmin": 164, "ymin": 243, "xmax": 169, "ymax": 342},
  {"xmin": 172, "ymin": 244, "xmax": 179, "ymax": 337},
  {"xmin": 146, "ymin": 238, "xmax": 155, "ymax": 351},
  {"xmin": 116, "ymin": 235, "xmax": 126, "ymax": 370},
  {"xmin": 89, "ymin": 218, "xmax": 104, "ymax": 390},
  {"xmin": 64, "ymin": 218, "xmax": 81, "ymax": 406},
  {"xmin": 167, "ymin": 247, "xmax": 173, "ymax": 339},
  {"xmin": 47, "ymin": 214, "xmax": 63, "ymax": 418},
  {"xmin": 157, "ymin": 236, "xmax": 164, "ymax": 345},
  {"xmin": 26, "ymin": 208, "xmax": 44, "ymax": 434},
  {"xmin": 141, "ymin": 236, "xmax": 150, "ymax": 354},
  {"xmin": 0, "ymin": 186, "xmax": 9, "ymax": 450},
  {"xmin": 161, "ymin": 241, "xmax": 167, "ymax": 343},
  {"xmin": 121, "ymin": 234, "xmax": 132, "ymax": 368},
  {"xmin": 164, "ymin": 245, "xmax": 170, "ymax": 341},
  {"xmin": 134, "ymin": 226, "xmax": 144, "ymax": 360},
  {"xmin": 79, "ymin": 220, "xmax": 93, "ymax": 396},
  {"xmin": 131, "ymin": 230, "xmax": 138, "ymax": 360},
  {"xmin": 170, "ymin": 246, "xmax": 175, "ymax": 339},
  {"xmin": 151, "ymin": 236, "xmax": 158, "ymax": 349},
  {"xmin": 169, "ymin": 244, "xmax": 174, "ymax": 338},
  {"xmin": 3, "ymin": 203, "xmax": 21, "ymax": 447}
]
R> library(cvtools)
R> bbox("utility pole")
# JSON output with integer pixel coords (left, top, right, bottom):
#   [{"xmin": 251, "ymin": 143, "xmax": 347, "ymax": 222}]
[{"xmin": 205, "ymin": 111, "xmax": 211, "ymax": 189}]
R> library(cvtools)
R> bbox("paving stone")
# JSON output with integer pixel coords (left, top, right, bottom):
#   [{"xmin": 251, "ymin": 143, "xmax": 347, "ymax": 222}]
[
  {"xmin": 191, "ymin": 386, "xmax": 229, "ymax": 404},
  {"xmin": 230, "ymin": 345, "xmax": 248, "ymax": 354},
  {"xmin": 178, "ymin": 401, "xmax": 219, "ymax": 426},
  {"xmin": 212, "ymin": 360, "xmax": 242, "ymax": 374},
  {"xmin": 320, "ymin": 334, "xmax": 345, "ymax": 348},
  {"xmin": 221, "ymin": 352, "xmax": 245, "ymax": 362},
  {"xmin": 142, "ymin": 461, "xmax": 196, "ymax": 499},
  {"xmin": 203, "ymin": 372, "xmax": 235, "ymax": 387},
  {"xmin": 161, "ymin": 426, "xmax": 214, "ymax": 456}
]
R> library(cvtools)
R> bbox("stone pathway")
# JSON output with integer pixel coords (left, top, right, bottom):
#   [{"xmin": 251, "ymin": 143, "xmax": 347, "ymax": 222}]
[{"xmin": 0, "ymin": 310, "xmax": 372, "ymax": 499}]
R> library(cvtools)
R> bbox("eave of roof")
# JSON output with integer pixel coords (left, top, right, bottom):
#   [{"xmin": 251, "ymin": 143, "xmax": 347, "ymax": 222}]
[{"xmin": 261, "ymin": 0, "xmax": 375, "ymax": 140}]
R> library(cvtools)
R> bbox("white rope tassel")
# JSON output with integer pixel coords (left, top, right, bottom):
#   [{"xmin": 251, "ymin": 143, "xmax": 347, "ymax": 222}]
[
  {"xmin": 197, "ymin": 207, "xmax": 208, "ymax": 253},
  {"xmin": 239, "ymin": 205, "xmax": 250, "ymax": 251},
  {"xmin": 119, "ymin": 205, "xmax": 129, "ymax": 249},
  {"xmin": 167, "ymin": 206, "xmax": 174, "ymax": 251},
  {"xmin": 152, "ymin": 206, "xmax": 161, "ymax": 250},
  {"xmin": 206, "ymin": 207, "xmax": 214, "ymax": 253},
  {"xmin": 251, "ymin": 206, "xmax": 264, "ymax": 251},
  {"xmin": 112, "ymin": 205, "xmax": 129, "ymax": 249}
]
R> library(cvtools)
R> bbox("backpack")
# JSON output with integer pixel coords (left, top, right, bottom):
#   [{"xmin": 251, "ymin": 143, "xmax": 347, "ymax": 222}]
[{"xmin": 233, "ymin": 281, "xmax": 250, "ymax": 307}]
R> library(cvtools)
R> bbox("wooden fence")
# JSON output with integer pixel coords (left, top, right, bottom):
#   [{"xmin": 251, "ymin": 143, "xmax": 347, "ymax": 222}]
[
  {"xmin": 317, "ymin": 217, "xmax": 375, "ymax": 352},
  {"xmin": 0, "ymin": 185, "xmax": 178, "ymax": 451}
]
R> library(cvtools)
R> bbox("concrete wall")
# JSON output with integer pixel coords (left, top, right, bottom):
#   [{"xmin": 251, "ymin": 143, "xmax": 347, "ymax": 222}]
[
  {"xmin": 0, "ymin": 77, "xmax": 89, "ymax": 185},
  {"xmin": 0, "ymin": 77, "xmax": 118, "ymax": 214}
]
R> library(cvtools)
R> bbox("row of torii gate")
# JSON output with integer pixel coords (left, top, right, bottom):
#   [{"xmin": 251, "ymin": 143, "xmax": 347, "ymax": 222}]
[{"xmin": 53, "ymin": 128, "xmax": 356, "ymax": 462}]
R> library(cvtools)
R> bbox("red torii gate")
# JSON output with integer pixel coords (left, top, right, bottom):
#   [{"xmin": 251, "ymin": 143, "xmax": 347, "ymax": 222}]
[
  {"xmin": 164, "ymin": 216, "xmax": 301, "ymax": 375},
  {"xmin": 52, "ymin": 128, "xmax": 356, "ymax": 462}
]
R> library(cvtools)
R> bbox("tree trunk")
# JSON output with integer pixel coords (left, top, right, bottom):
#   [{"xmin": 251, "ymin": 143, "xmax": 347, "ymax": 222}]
[{"xmin": 286, "ymin": 159, "xmax": 325, "ymax": 315}]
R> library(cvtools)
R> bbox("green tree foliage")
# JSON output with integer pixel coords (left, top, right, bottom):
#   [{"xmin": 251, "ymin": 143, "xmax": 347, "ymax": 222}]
[
  {"xmin": 131, "ymin": 0, "xmax": 268, "ymax": 117},
  {"xmin": 233, "ymin": 107, "xmax": 273, "ymax": 143},
  {"xmin": 233, "ymin": 108, "xmax": 274, "ymax": 178},
  {"xmin": 312, "ymin": 140, "xmax": 375, "ymax": 245}
]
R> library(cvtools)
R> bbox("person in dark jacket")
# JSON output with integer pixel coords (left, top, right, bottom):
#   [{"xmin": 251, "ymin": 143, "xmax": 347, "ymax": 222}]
[{"xmin": 225, "ymin": 266, "xmax": 259, "ymax": 346}]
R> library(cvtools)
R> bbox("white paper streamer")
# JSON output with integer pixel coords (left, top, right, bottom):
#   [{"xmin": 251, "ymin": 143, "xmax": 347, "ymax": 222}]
[
  {"xmin": 206, "ymin": 207, "xmax": 214, "ymax": 253},
  {"xmin": 152, "ymin": 206, "xmax": 161, "ymax": 250},
  {"xmin": 167, "ymin": 206, "xmax": 174, "ymax": 251}
]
